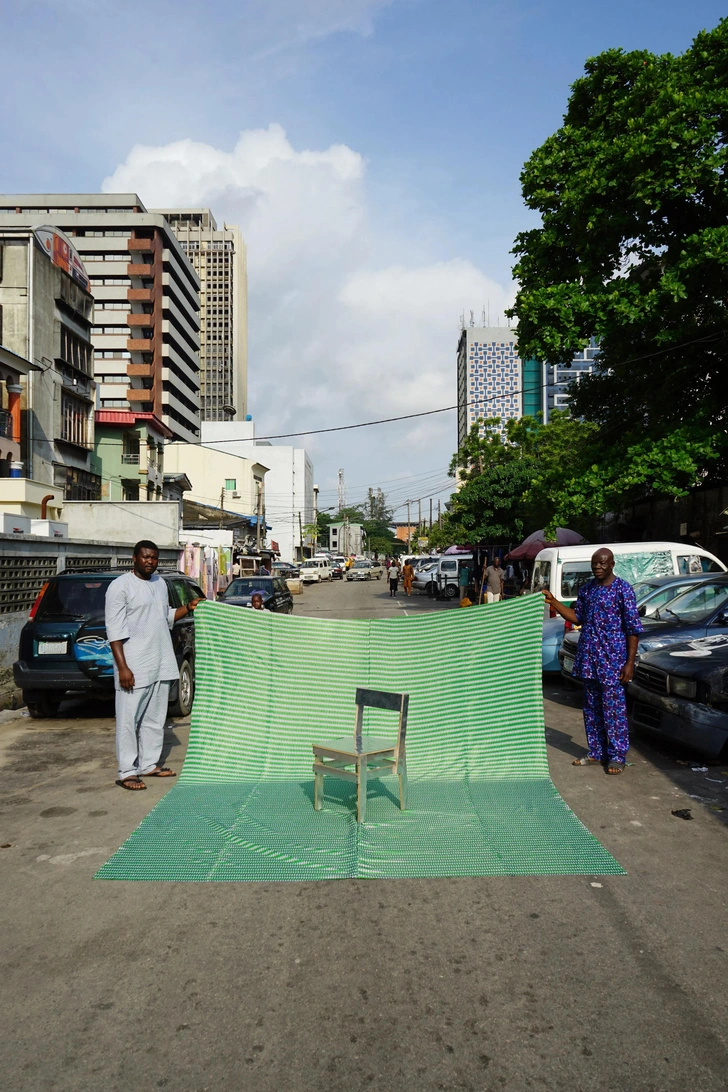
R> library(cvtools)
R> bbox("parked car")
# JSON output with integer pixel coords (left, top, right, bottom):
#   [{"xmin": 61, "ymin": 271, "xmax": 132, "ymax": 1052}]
[
  {"xmin": 559, "ymin": 575, "xmax": 728, "ymax": 681},
  {"xmin": 551, "ymin": 574, "xmax": 714, "ymax": 677},
  {"xmin": 629, "ymin": 638, "xmax": 728, "ymax": 758},
  {"xmin": 367, "ymin": 559, "xmax": 384, "ymax": 578},
  {"xmin": 13, "ymin": 570, "xmax": 204, "ymax": 719},
  {"xmin": 413, "ymin": 560, "xmax": 440, "ymax": 595},
  {"xmin": 329, "ymin": 559, "xmax": 345, "ymax": 579},
  {"xmin": 346, "ymin": 560, "xmax": 379, "ymax": 581},
  {"xmin": 300, "ymin": 558, "xmax": 332, "ymax": 583},
  {"xmin": 273, "ymin": 562, "xmax": 300, "ymax": 579},
  {"xmin": 217, "ymin": 576, "xmax": 293, "ymax": 613},
  {"xmin": 534, "ymin": 541, "xmax": 725, "ymax": 621}
]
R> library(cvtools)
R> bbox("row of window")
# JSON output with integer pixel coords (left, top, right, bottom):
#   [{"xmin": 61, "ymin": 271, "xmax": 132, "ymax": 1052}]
[
  {"xmin": 61, "ymin": 391, "xmax": 91, "ymax": 447},
  {"xmin": 95, "ymin": 350, "xmax": 131, "ymax": 359},
  {"xmin": 89, "ymin": 277, "xmax": 131, "ymax": 286},
  {"xmin": 59, "ymin": 327, "xmax": 92, "ymax": 376}
]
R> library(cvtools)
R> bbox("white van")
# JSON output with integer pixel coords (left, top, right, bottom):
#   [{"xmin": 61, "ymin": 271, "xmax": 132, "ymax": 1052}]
[
  {"xmin": 532, "ymin": 541, "xmax": 726, "ymax": 615},
  {"xmin": 412, "ymin": 554, "xmax": 473, "ymax": 599},
  {"xmin": 300, "ymin": 558, "xmax": 332, "ymax": 584}
]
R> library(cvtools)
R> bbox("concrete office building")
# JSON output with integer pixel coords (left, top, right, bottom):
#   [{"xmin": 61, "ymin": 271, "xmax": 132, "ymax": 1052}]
[
  {"xmin": 456, "ymin": 324, "xmax": 598, "ymax": 447},
  {"xmin": 201, "ymin": 420, "xmax": 314, "ymax": 563},
  {"xmin": 153, "ymin": 209, "xmax": 247, "ymax": 422},
  {"xmin": 0, "ymin": 195, "xmax": 201, "ymax": 444},
  {"xmin": 0, "ymin": 225, "xmax": 98, "ymax": 501},
  {"xmin": 328, "ymin": 521, "xmax": 366, "ymax": 556}
]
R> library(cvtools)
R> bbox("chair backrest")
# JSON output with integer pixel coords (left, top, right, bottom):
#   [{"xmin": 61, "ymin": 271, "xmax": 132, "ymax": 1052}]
[{"xmin": 354, "ymin": 687, "xmax": 409, "ymax": 759}]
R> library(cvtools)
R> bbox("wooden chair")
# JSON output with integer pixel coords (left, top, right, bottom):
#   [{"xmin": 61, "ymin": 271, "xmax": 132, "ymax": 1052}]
[{"xmin": 312, "ymin": 687, "xmax": 409, "ymax": 823}]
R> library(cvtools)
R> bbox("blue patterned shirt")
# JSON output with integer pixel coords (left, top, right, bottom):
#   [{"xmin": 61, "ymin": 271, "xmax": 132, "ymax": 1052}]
[{"xmin": 573, "ymin": 577, "xmax": 643, "ymax": 685}]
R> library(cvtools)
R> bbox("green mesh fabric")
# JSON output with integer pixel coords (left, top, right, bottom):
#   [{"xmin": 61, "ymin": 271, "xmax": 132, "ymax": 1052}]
[{"xmin": 96, "ymin": 595, "xmax": 624, "ymax": 881}]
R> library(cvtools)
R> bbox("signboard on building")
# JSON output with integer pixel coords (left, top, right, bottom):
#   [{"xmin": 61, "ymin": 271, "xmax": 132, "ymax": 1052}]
[
  {"xmin": 418, "ymin": 537, "xmax": 428, "ymax": 549},
  {"xmin": 34, "ymin": 226, "xmax": 90, "ymax": 292}
]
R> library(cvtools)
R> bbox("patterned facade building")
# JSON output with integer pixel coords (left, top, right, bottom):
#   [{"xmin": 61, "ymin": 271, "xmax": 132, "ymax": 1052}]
[{"xmin": 456, "ymin": 325, "xmax": 597, "ymax": 448}]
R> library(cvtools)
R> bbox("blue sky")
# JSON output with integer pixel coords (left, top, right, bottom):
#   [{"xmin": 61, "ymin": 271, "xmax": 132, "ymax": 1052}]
[{"xmin": 2, "ymin": 0, "xmax": 725, "ymax": 518}]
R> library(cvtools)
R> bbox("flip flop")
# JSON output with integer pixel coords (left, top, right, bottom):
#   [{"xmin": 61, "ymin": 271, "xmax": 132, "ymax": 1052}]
[
  {"xmin": 572, "ymin": 756, "xmax": 601, "ymax": 766},
  {"xmin": 606, "ymin": 762, "xmax": 624, "ymax": 775},
  {"xmin": 146, "ymin": 767, "xmax": 176, "ymax": 778},
  {"xmin": 116, "ymin": 777, "xmax": 147, "ymax": 790}
]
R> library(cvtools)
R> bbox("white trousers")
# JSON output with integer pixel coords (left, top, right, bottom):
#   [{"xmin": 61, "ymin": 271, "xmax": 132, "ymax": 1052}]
[
  {"xmin": 115, "ymin": 680, "xmax": 170, "ymax": 781},
  {"xmin": 486, "ymin": 591, "xmax": 501, "ymax": 603}
]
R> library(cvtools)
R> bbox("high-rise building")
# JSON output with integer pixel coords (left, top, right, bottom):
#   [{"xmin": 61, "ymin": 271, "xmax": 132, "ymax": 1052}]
[
  {"xmin": 153, "ymin": 209, "xmax": 247, "ymax": 422},
  {"xmin": 0, "ymin": 195, "xmax": 201, "ymax": 443},
  {"xmin": 456, "ymin": 324, "xmax": 598, "ymax": 447}
]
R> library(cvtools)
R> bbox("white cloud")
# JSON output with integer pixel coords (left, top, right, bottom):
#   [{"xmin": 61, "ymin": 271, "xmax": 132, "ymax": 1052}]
[{"xmin": 103, "ymin": 124, "xmax": 514, "ymax": 500}]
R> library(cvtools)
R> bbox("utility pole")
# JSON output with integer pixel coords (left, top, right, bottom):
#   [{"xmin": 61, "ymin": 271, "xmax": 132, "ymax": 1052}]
[
  {"xmin": 313, "ymin": 484, "xmax": 319, "ymax": 553},
  {"xmin": 219, "ymin": 486, "xmax": 225, "ymax": 530},
  {"xmin": 406, "ymin": 500, "xmax": 411, "ymax": 550},
  {"xmin": 429, "ymin": 497, "xmax": 433, "ymax": 530},
  {"xmin": 298, "ymin": 511, "xmax": 304, "ymax": 560},
  {"xmin": 438, "ymin": 500, "xmax": 441, "ymax": 529},
  {"xmin": 418, "ymin": 499, "xmax": 422, "ymax": 538},
  {"xmin": 255, "ymin": 483, "xmax": 262, "ymax": 553}
]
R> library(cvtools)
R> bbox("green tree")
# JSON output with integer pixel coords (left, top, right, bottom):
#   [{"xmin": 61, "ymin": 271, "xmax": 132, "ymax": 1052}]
[{"xmin": 510, "ymin": 20, "xmax": 728, "ymax": 469}]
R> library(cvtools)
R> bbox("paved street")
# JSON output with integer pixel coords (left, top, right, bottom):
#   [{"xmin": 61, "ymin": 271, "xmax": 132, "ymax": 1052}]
[{"xmin": 1, "ymin": 579, "xmax": 727, "ymax": 1091}]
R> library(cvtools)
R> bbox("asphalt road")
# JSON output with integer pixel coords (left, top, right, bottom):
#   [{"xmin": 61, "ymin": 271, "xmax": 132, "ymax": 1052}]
[{"xmin": 1, "ymin": 577, "xmax": 727, "ymax": 1092}]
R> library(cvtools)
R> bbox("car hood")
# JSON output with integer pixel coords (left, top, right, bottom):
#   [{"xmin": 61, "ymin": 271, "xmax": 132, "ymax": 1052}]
[{"xmin": 638, "ymin": 638, "xmax": 728, "ymax": 681}]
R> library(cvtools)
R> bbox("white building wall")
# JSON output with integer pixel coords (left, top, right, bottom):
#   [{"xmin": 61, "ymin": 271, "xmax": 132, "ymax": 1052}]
[{"xmin": 201, "ymin": 421, "xmax": 314, "ymax": 562}]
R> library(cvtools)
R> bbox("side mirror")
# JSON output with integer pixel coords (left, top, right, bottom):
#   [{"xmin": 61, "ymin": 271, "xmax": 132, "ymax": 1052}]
[
  {"xmin": 715, "ymin": 610, "xmax": 728, "ymax": 627},
  {"xmin": 638, "ymin": 604, "xmax": 646, "ymax": 617}
]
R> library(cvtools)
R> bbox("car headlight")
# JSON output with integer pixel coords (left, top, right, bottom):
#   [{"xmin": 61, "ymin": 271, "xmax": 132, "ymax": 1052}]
[{"xmin": 668, "ymin": 676, "xmax": 697, "ymax": 699}]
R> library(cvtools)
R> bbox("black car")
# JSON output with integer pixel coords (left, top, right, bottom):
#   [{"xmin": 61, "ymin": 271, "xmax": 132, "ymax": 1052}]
[
  {"xmin": 13, "ymin": 570, "xmax": 204, "ymax": 719},
  {"xmin": 217, "ymin": 575, "xmax": 294, "ymax": 613},
  {"xmin": 273, "ymin": 562, "xmax": 300, "ymax": 579},
  {"xmin": 629, "ymin": 638, "xmax": 728, "ymax": 758}
]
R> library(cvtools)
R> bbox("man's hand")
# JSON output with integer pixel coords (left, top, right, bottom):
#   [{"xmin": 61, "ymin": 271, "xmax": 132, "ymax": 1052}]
[
  {"xmin": 119, "ymin": 666, "xmax": 135, "ymax": 692},
  {"xmin": 542, "ymin": 589, "xmax": 558, "ymax": 607},
  {"xmin": 188, "ymin": 598, "xmax": 203, "ymax": 612},
  {"xmin": 620, "ymin": 663, "xmax": 635, "ymax": 685}
]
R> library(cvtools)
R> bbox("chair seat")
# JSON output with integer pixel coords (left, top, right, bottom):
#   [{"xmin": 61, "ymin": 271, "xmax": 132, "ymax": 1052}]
[{"xmin": 313, "ymin": 735, "xmax": 397, "ymax": 757}]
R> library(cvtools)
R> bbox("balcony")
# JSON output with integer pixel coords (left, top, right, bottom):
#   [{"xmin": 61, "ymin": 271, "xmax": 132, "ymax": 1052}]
[
  {"xmin": 121, "ymin": 452, "xmax": 140, "ymax": 464},
  {"xmin": 126, "ymin": 313, "xmax": 152, "ymax": 326},
  {"xmin": 127, "ymin": 388, "xmax": 154, "ymax": 403},
  {"xmin": 127, "ymin": 264, "xmax": 153, "ymax": 277},
  {"xmin": 128, "ymin": 238, "xmax": 153, "ymax": 252},
  {"xmin": 127, "ymin": 288, "xmax": 153, "ymax": 302},
  {"xmin": 127, "ymin": 363, "xmax": 153, "ymax": 378},
  {"xmin": 127, "ymin": 339, "xmax": 153, "ymax": 352}
]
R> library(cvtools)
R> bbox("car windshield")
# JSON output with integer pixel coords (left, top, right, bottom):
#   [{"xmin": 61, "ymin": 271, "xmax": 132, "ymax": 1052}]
[
  {"xmin": 353, "ymin": 561, "xmax": 370, "ymax": 568},
  {"xmin": 659, "ymin": 582, "xmax": 728, "ymax": 623},
  {"xmin": 225, "ymin": 578, "xmax": 272, "ymax": 596},
  {"xmin": 36, "ymin": 578, "xmax": 114, "ymax": 622},
  {"xmin": 633, "ymin": 582, "xmax": 659, "ymax": 600},
  {"xmin": 301, "ymin": 561, "xmax": 319, "ymax": 569},
  {"xmin": 560, "ymin": 562, "xmax": 593, "ymax": 598}
]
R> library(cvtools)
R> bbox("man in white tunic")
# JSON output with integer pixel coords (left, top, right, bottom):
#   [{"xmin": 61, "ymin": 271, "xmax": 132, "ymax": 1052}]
[{"xmin": 106, "ymin": 540, "xmax": 202, "ymax": 790}]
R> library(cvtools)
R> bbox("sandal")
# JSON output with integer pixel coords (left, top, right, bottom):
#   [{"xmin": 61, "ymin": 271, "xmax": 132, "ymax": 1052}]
[
  {"xmin": 572, "ymin": 756, "xmax": 601, "ymax": 766},
  {"xmin": 146, "ymin": 767, "xmax": 176, "ymax": 778},
  {"xmin": 606, "ymin": 762, "xmax": 624, "ymax": 775},
  {"xmin": 116, "ymin": 777, "xmax": 147, "ymax": 790}
]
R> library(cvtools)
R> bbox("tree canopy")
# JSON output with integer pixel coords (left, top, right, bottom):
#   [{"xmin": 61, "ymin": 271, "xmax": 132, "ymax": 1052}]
[{"xmin": 511, "ymin": 19, "xmax": 728, "ymax": 465}]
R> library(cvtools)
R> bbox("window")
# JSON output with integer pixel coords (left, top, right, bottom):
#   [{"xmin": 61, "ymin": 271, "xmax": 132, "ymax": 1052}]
[
  {"xmin": 59, "ymin": 326, "xmax": 92, "ymax": 375},
  {"xmin": 94, "ymin": 350, "xmax": 130, "ymax": 359},
  {"xmin": 61, "ymin": 392, "xmax": 90, "ymax": 447},
  {"xmin": 531, "ymin": 559, "xmax": 551, "ymax": 593},
  {"xmin": 225, "ymin": 479, "xmax": 236, "ymax": 490}
]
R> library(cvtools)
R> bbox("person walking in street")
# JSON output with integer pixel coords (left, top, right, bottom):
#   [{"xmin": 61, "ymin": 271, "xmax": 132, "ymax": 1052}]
[
  {"xmin": 388, "ymin": 560, "xmax": 401, "ymax": 597},
  {"xmin": 402, "ymin": 559, "xmax": 415, "ymax": 596},
  {"xmin": 106, "ymin": 540, "xmax": 202, "ymax": 790},
  {"xmin": 458, "ymin": 561, "xmax": 470, "ymax": 603},
  {"xmin": 484, "ymin": 557, "xmax": 505, "ymax": 603},
  {"xmin": 543, "ymin": 547, "xmax": 643, "ymax": 774}
]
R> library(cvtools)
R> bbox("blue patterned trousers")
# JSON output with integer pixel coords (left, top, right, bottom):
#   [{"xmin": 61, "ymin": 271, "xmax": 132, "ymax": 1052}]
[{"xmin": 582, "ymin": 681, "xmax": 629, "ymax": 764}]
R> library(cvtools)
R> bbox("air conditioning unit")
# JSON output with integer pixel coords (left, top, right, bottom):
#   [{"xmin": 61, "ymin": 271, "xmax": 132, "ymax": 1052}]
[{"xmin": 232, "ymin": 491, "xmax": 241, "ymax": 498}]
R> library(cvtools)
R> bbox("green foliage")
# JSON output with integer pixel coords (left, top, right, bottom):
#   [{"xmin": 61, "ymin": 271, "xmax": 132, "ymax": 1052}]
[{"xmin": 510, "ymin": 19, "xmax": 728, "ymax": 460}]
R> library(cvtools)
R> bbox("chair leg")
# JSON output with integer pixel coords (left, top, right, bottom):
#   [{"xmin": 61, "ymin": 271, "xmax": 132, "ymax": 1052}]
[
  {"xmin": 398, "ymin": 759, "xmax": 408, "ymax": 811},
  {"xmin": 357, "ymin": 756, "xmax": 367, "ymax": 823},
  {"xmin": 314, "ymin": 769, "xmax": 323, "ymax": 811}
]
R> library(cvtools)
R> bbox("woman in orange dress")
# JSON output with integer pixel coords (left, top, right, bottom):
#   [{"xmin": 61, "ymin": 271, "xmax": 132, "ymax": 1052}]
[{"xmin": 402, "ymin": 561, "xmax": 415, "ymax": 596}]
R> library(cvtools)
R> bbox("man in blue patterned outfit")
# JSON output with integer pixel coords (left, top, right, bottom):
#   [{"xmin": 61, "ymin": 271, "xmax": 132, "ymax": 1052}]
[{"xmin": 544, "ymin": 548, "xmax": 642, "ymax": 774}]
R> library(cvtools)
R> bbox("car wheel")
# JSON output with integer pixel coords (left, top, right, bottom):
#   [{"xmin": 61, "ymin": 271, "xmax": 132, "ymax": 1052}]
[
  {"xmin": 426, "ymin": 583, "xmax": 434, "ymax": 597},
  {"xmin": 169, "ymin": 659, "xmax": 194, "ymax": 718},
  {"xmin": 445, "ymin": 584, "xmax": 458, "ymax": 599},
  {"xmin": 25, "ymin": 697, "xmax": 61, "ymax": 718}
]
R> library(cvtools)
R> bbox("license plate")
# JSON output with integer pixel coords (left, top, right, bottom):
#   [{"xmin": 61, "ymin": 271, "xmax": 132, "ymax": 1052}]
[
  {"xmin": 563, "ymin": 657, "xmax": 574, "ymax": 675},
  {"xmin": 38, "ymin": 640, "xmax": 67, "ymax": 655}
]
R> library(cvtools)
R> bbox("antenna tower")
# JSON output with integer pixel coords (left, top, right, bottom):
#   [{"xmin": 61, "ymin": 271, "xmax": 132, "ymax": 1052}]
[{"xmin": 337, "ymin": 468, "xmax": 347, "ymax": 513}]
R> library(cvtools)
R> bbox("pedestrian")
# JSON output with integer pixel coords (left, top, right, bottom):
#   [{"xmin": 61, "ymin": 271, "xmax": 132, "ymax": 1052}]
[
  {"xmin": 257, "ymin": 560, "xmax": 270, "ymax": 576},
  {"xmin": 402, "ymin": 559, "xmax": 415, "ymax": 596},
  {"xmin": 106, "ymin": 540, "xmax": 202, "ymax": 791},
  {"xmin": 484, "ymin": 557, "xmax": 505, "ymax": 603},
  {"xmin": 543, "ymin": 547, "xmax": 643, "ymax": 774},
  {"xmin": 458, "ymin": 561, "xmax": 470, "ymax": 603},
  {"xmin": 250, "ymin": 591, "xmax": 269, "ymax": 611},
  {"xmin": 388, "ymin": 560, "xmax": 401, "ymax": 597},
  {"xmin": 231, "ymin": 557, "xmax": 241, "ymax": 578}
]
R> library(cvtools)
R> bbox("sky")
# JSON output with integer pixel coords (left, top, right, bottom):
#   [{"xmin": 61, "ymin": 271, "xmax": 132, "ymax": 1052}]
[{"xmin": 2, "ymin": 0, "xmax": 726, "ymax": 523}]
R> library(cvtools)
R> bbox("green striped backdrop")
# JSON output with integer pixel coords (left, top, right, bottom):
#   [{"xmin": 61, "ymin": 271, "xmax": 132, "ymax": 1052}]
[{"xmin": 96, "ymin": 595, "xmax": 623, "ymax": 881}]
